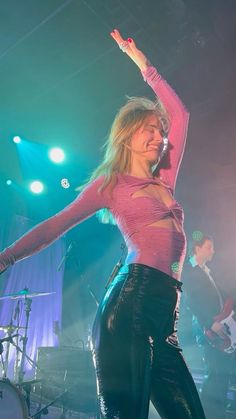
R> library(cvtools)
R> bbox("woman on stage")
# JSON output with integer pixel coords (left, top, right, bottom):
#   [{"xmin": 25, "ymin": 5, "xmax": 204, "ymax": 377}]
[{"xmin": 0, "ymin": 29, "xmax": 205, "ymax": 418}]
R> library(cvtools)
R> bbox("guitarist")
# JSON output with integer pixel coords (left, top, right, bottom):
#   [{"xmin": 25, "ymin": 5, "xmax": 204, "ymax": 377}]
[{"xmin": 183, "ymin": 234, "xmax": 235, "ymax": 419}]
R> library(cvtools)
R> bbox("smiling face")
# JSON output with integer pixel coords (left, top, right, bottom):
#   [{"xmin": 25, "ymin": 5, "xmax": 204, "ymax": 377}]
[{"xmin": 129, "ymin": 114, "xmax": 164, "ymax": 166}]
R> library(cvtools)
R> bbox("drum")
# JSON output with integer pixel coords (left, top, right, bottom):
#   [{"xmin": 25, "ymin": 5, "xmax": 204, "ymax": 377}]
[{"xmin": 0, "ymin": 378, "xmax": 29, "ymax": 419}]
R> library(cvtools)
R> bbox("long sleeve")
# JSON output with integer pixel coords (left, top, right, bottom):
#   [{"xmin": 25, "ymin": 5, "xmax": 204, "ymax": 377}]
[
  {"xmin": 141, "ymin": 66, "xmax": 189, "ymax": 191},
  {"xmin": 0, "ymin": 177, "xmax": 109, "ymax": 272}
]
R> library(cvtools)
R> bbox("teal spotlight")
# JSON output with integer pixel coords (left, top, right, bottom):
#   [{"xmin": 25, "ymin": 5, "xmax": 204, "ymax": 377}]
[
  {"xmin": 49, "ymin": 147, "xmax": 65, "ymax": 163},
  {"xmin": 30, "ymin": 180, "xmax": 44, "ymax": 194},
  {"xmin": 6, "ymin": 179, "xmax": 12, "ymax": 186},
  {"xmin": 13, "ymin": 136, "xmax": 21, "ymax": 144}
]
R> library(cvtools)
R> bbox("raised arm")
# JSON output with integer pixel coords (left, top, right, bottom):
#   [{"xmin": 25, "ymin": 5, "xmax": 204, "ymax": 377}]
[
  {"xmin": 0, "ymin": 177, "xmax": 109, "ymax": 273},
  {"xmin": 142, "ymin": 66, "xmax": 189, "ymax": 190},
  {"xmin": 110, "ymin": 29, "xmax": 189, "ymax": 191}
]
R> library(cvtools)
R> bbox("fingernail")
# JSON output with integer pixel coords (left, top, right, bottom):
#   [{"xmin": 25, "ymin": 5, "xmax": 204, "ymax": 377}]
[{"xmin": 128, "ymin": 38, "xmax": 132, "ymax": 43}]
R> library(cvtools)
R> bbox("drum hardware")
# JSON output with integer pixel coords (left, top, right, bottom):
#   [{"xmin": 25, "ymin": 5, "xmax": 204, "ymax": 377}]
[
  {"xmin": 34, "ymin": 347, "xmax": 98, "ymax": 414},
  {"xmin": 0, "ymin": 288, "xmax": 56, "ymax": 300},
  {"xmin": 0, "ymin": 340, "xmax": 43, "ymax": 419},
  {"xmin": 29, "ymin": 388, "xmax": 68, "ymax": 418},
  {"xmin": 30, "ymin": 375, "xmax": 97, "ymax": 419},
  {"xmin": 20, "ymin": 378, "xmax": 43, "ymax": 387},
  {"xmin": 17, "ymin": 379, "xmax": 43, "ymax": 416},
  {"xmin": 14, "ymin": 299, "xmax": 22, "ymax": 380},
  {"xmin": 0, "ymin": 298, "xmax": 41, "ymax": 384},
  {"xmin": 0, "ymin": 337, "xmax": 6, "ymax": 378},
  {"xmin": 0, "ymin": 325, "xmax": 26, "ymax": 331},
  {"xmin": 0, "ymin": 288, "xmax": 57, "ymax": 418},
  {"xmin": 0, "ymin": 334, "xmax": 19, "ymax": 344},
  {"xmin": 0, "ymin": 334, "xmax": 19, "ymax": 378},
  {"xmin": 18, "ymin": 295, "xmax": 32, "ymax": 384},
  {"xmin": 0, "ymin": 302, "xmax": 21, "ymax": 378},
  {"xmin": 0, "ymin": 287, "xmax": 55, "ymax": 383},
  {"xmin": 7, "ymin": 320, "xmax": 43, "ymax": 384},
  {"xmin": 0, "ymin": 331, "xmax": 42, "ymax": 415},
  {"xmin": 0, "ymin": 289, "xmax": 55, "ymax": 380}
]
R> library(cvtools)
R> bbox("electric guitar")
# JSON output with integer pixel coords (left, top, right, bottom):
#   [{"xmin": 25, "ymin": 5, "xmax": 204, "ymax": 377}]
[{"xmin": 205, "ymin": 298, "xmax": 236, "ymax": 354}]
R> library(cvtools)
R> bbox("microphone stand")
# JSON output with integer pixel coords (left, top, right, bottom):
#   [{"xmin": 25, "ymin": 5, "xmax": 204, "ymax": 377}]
[
  {"xmin": 18, "ymin": 294, "xmax": 32, "ymax": 384},
  {"xmin": 29, "ymin": 389, "xmax": 68, "ymax": 418},
  {"xmin": 87, "ymin": 284, "xmax": 99, "ymax": 307},
  {"xmin": 4, "ymin": 316, "xmax": 14, "ymax": 377},
  {"xmin": 13, "ymin": 300, "xmax": 21, "ymax": 381},
  {"xmin": 57, "ymin": 242, "xmax": 74, "ymax": 271}
]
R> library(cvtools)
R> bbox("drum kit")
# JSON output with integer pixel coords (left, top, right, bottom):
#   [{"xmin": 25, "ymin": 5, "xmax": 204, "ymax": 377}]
[{"xmin": 0, "ymin": 287, "xmax": 61, "ymax": 419}]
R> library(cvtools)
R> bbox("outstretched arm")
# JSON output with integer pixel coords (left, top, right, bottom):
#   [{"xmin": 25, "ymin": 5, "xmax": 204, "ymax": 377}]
[
  {"xmin": 0, "ymin": 177, "xmax": 109, "ymax": 273},
  {"xmin": 110, "ymin": 29, "xmax": 189, "ymax": 191}
]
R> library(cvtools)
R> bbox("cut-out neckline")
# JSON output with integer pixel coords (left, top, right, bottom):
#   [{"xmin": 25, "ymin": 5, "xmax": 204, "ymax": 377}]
[
  {"xmin": 121, "ymin": 174, "xmax": 176, "ymax": 208},
  {"xmin": 131, "ymin": 193, "xmax": 177, "ymax": 211}
]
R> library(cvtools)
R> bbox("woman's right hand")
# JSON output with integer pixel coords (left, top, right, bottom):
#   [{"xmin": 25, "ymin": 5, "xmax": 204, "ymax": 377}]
[{"xmin": 110, "ymin": 29, "xmax": 150, "ymax": 72}]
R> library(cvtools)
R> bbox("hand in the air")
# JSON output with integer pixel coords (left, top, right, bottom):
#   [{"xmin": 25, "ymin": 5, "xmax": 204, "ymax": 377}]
[{"xmin": 110, "ymin": 29, "xmax": 149, "ymax": 71}]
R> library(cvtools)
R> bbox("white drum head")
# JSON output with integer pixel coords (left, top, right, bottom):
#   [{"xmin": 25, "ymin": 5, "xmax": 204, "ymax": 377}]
[{"xmin": 0, "ymin": 379, "xmax": 28, "ymax": 419}]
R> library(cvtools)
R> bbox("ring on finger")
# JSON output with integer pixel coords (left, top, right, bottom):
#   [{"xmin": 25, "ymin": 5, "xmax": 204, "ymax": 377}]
[{"xmin": 118, "ymin": 41, "xmax": 129, "ymax": 52}]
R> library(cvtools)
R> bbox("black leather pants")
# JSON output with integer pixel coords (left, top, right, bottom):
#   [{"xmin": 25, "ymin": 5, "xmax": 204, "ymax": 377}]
[{"xmin": 92, "ymin": 263, "xmax": 206, "ymax": 419}]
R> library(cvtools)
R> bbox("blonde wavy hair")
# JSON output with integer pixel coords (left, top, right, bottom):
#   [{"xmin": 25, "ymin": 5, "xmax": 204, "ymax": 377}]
[{"xmin": 82, "ymin": 96, "xmax": 169, "ymax": 224}]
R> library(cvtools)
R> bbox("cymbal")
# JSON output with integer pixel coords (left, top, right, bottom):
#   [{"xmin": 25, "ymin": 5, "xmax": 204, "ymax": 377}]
[
  {"xmin": 0, "ymin": 325, "xmax": 26, "ymax": 331},
  {"xmin": 0, "ymin": 288, "xmax": 56, "ymax": 300}
]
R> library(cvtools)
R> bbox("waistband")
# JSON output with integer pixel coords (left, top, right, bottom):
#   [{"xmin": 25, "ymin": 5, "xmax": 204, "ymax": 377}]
[{"xmin": 119, "ymin": 263, "xmax": 183, "ymax": 291}]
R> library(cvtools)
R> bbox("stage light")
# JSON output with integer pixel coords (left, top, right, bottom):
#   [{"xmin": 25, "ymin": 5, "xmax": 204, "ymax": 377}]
[
  {"xmin": 6, "ymin": 179, "xmax": 12, "ymax": 186},
  {"xmin": 171, "ymin": 261, "xmax": 180, "ymax": 273},
  {"xmin": 30, "ymin": 181, "xmax": 44, "ymax": 194},
  {"xmin": 49, "ymin": 147, "xmax": 65, "ymax": 163},
  {"xmin": 61, "ymin": 178, "xmax": 70, "ymax": 189},
  {"xmin": 192, "ymin": 230, "xmax": 203, "ymax": 242},
  {"xmin": 13, "ymin": 136, "xmax": 22, "ymax": 144}
]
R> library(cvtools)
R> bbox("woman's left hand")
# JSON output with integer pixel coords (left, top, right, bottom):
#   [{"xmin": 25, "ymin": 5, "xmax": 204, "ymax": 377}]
[{"xmin": 110, "ymin": 29, "xmax": 150, "ymax": 72}]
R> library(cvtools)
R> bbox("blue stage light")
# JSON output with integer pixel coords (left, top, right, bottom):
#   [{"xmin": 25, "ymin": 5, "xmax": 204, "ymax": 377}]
[
  {"xmin": 49, "ymin": 147, "xmax": 65, "ymax": 163},
  {"xmin": 30, "ymin": 181, "xmax": 44, "ymax": 194},
  {"xmin": 13, "ymin": 136, "xmax": 21, "ymax": 144}
]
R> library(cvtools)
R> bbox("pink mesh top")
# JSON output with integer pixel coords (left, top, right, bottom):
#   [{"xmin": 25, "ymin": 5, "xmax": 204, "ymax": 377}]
[{"xmin": 0, "ymin": 66, "xmax": 189, "ymax": 280}]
